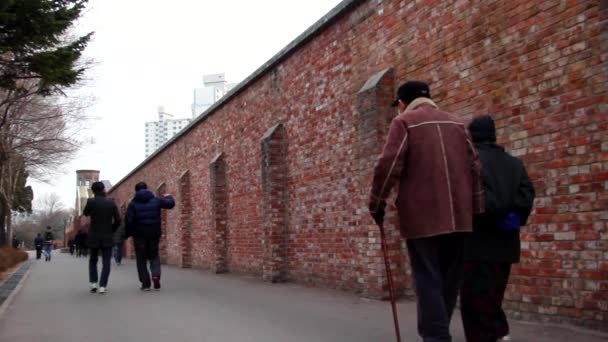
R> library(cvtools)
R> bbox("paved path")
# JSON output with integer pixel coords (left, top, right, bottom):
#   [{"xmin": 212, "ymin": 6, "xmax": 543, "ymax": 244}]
[{"xmin": 0, "ymin": 253, "xmax": 604, "ymax": 342}]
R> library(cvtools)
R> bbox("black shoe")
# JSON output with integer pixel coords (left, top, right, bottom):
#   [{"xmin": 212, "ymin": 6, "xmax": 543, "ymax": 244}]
[{"xmin": 152, "ymin": 276, "xmax": 161, "ymax": 290}]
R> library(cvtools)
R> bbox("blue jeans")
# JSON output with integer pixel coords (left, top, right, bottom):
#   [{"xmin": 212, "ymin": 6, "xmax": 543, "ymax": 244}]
[{"xmin": 43, "ymin": 244, "xmax": 53, "ymax": 260}]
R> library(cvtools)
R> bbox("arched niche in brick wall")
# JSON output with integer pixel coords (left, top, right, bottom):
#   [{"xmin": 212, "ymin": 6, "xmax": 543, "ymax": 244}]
[
  {"xmin": 179, "ymin": 170, "xmax": 192, "ymax": 268},
  {"xmin": 356, "ymin": 67, "xmax": 409, "ymax": 299},
  {"xmin": 356, "ymin": 67, "xmax": 396, "ymax": 168},
  {"xmin": 156, "ymin": 182, "xmax": 168, "ymax": 264},
  {"xmin": 210, "ymin": 153, "xmax": 228, "ymax": 274},
  {"xmin": 260, "ymin": 123, "xmax": 288, "ymax": 283}
]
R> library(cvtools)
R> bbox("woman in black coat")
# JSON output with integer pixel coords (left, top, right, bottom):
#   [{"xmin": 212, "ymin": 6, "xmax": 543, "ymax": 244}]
[
  {"xmin": 460, "ymin": 115, "xmax": 535, "ymax": 342},
  {"xmin": 83, "ymin": 181, "xmax": 121, "ymax": 294}
]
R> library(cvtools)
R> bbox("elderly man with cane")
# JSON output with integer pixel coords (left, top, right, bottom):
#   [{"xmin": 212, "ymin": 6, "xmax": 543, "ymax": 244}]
[{"xmin": 369, "ymin": 81, "xmax": 483, "ymax": 342}]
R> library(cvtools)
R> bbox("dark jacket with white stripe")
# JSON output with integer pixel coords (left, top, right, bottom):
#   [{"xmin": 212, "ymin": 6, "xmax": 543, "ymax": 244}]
[{"xmin": 369, "ymin": 98, "xmax": 484, "ymax": 239}]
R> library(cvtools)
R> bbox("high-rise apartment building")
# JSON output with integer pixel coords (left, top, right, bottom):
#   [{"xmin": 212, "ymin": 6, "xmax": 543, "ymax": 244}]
[
  {"xmin": 191, "ymin": 73, "xmax": 236, "ymax": 118},
  {"xmin": 145, "ymin": 106, "xmax": 190, "ymax": 157}
]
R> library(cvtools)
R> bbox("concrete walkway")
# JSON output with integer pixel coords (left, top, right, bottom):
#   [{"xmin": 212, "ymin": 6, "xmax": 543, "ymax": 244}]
[{"xmin": 0, "ymin": 253, "xmax": 604, "ymax": 342}]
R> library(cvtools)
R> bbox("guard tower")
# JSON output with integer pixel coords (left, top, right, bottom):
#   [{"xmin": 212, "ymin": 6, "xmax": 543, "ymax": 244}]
[{"xmin": 75, "ymin": 170, "xmax": 100, "ymax": 216}]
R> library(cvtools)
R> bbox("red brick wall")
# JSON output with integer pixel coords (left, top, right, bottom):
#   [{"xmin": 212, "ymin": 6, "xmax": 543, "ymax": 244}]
[{"xmin": 109, "ymin": 0, "xmax": 607, "ymax": 331}]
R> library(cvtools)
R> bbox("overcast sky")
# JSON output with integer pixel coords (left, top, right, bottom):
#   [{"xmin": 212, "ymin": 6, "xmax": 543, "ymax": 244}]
[{"xmin": 29, "ymin": 0, "xmax": 343, "ymax": 210}]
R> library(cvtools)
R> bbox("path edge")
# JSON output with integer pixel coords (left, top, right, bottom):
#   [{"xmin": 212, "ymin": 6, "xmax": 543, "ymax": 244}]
[{"xmin": 0, "ymin": 261, "xmax": 33, "ymax": 319}]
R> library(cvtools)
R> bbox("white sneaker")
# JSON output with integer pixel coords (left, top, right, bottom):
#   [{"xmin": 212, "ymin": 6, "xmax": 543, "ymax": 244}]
[
  {"xmin": 499, "ymin": 335, "xmax": 511, "ymax": 341},
  {"xmin": 90, "ymin": 283, "xmax": 98, "ymax": 293},
  {"xmin": 98, "ymin": 287, "xmax": 106, "ymax": 294}
]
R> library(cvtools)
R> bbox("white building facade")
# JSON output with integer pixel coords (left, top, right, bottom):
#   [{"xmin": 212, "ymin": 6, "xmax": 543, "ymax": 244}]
[
  {"xmin": 145, "ymin": 106, "xmax": 190, "ymax": 157},
  {"xmin": 191, "ymin": 73, "xmax": 236, "ymax": 118}
]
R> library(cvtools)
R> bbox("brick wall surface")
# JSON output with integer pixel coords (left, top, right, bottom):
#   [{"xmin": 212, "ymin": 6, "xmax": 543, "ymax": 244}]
[{"xmin": 109, "ymin": 0, "xmax": 607, "ymax": 331}]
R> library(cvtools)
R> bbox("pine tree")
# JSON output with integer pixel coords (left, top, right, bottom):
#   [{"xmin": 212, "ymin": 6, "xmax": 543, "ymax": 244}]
[
  {"xmin": 0, "ymin": 0, "xmax": 92, "ymax": 245},
  {"xmin": 0, "ymin": 0, "xmax": 93, "ymax": 97}
]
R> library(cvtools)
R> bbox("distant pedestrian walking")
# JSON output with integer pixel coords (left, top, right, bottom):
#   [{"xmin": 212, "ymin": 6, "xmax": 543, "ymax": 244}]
[
  {"xmin": 113, "ymin": 205, "xmax": 126, "ymax": 266},
  {"xmin": 12, "ymin": 235, "xmax": 20, "ymax": 249},
  {"xmin": 460, "ymin": 115, "xmax": 535, "ymax": 342},
  {"xmin": 75, "ymin": 230, "xmax": 87, "ymax": 257},
  {"xmin": 81, "ymin": 231, "xmax": 89, "ymax": 257},
  {"xmin": 369, "ymin": 81, "xmax": 484, "ymax": 342},
  {"xmin": 126, "ymin": 182, "xmax": 175, "ymax": 291},
  {"xmin": 68, "ymin": 239, "xmax": 75, "ymax": 255},
  {"xmin": 43, "ymin": 227, "xmax": 55, "ymax": 261},
  {"xmin": 34, "ymin": 233, "xmax": 44, "ymax": 260},
  {"xmin": 83, "ymin": 181, "xmax": 121, "ymax": 294}
]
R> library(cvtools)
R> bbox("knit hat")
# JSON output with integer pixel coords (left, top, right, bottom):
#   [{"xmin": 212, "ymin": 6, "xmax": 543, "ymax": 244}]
[{"xmin": 468, "ymin": 115, "xmax": 496, "ymax": 143}]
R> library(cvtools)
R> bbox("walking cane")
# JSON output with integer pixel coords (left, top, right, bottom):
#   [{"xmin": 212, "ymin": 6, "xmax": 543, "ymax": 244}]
[{"xmin": 378, "ymin": 222, "xmax": 402, "ymax": 342}]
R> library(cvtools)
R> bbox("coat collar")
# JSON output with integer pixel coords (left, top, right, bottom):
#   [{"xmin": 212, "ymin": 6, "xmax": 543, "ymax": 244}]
[{"xmin": 404, "ymin": 97, "xmax": 438, "ymax": 113}]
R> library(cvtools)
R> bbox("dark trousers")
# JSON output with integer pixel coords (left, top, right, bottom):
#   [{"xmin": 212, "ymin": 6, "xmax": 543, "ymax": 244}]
[
  {"xmin": 134, "ymin": 237, "xmax": 161, "ymax": 287},
  {"xmin": 407, "ymin": 233, "xmax": 468, "ymax": 342},
  {"xmin": 460, "ymin": 261, "xmax": 512, "ymax": 342},
  {"xmin": 114, "ymin": 242, "xmax": 123, "ymax": 264},
  {"xmin": 35, "ymin": 247, "xmax": 42, "ymax": 259},
  {"xmin": 89, "ymin": 247, "xmax": 112, "ymax": 287}
]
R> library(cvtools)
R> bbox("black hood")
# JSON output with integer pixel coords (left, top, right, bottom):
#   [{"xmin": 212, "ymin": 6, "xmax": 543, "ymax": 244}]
[
  {"xmin": 134, "ymin": 189, "xmax": 155, "ymax": 203},
  {"xmin": 468, "ymin": 115, "xmax": 496, "ymax": 143}
]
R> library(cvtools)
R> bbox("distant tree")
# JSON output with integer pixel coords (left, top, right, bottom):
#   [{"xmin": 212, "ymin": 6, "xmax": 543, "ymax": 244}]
[
  {"xmin": 0, "ymin": 0, "xmax": 93, "ymax": 246},
  {"xmin": 10, "ymin": 161, "xmax": 33, "ymax": 213},
  {"xmin": 11, "ymin": 218, "xmax": 38, "ymax": 249},
  {"xmin": 14, "ymin": 193, "xmax": 71, "ymax": 246},
  {"xmin": 12, "ymin": 195, "xmax": 72, "ymax": 249}
]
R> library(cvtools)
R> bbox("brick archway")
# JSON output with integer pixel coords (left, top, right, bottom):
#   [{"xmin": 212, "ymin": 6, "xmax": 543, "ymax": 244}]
[
  {"xmin": 179, "ymin": 170, "xmax": 192, "ymax": 268},
  {"xmin": 210, "ymin": 153, "xmax": 228, "ymax": 273}
]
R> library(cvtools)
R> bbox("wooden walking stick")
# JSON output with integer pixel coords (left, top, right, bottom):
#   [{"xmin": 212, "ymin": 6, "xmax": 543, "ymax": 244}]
[{"xmin": 378, "ymin": 222, "xmax": 402, "ymax": 342}]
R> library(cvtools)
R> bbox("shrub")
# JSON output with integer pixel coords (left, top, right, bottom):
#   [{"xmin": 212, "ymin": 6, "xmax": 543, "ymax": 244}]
[{"xmin": 0, "ymin": 247, "xmax": 29, "ymax": 274}]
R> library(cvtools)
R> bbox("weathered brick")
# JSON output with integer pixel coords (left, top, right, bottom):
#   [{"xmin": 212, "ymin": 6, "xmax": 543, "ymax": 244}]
[
  {"xmin": 555, "ymin": 232, "xmax": 576, "ymax": 241},
  {"xmin": 87, "ymin": 0, "xmax": 608, "ymax": 332}
]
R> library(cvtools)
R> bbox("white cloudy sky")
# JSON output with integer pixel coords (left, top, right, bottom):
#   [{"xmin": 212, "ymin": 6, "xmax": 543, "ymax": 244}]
[{"xmin": 29, "ymin": 0, "xmax": 343, "ymax": 209}]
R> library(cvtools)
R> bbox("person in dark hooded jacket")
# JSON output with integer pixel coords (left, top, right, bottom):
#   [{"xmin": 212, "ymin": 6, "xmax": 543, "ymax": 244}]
[
  {"xmin": 126, "ymin": 181, "xmax": 175, "ymax": 291},
  {"xmin": 34, "ymin": 233, "xmax": 44, "ymax": 259},
  {"xmin": 112, "ymin": 205, "xmax": 127, "ymax": 266},
  {"xmin": 460, "ymin": 115, "xmax": 535, "ymax": 342},
  {"xmin": 74, "ymin": 230, "xmax": 86, "ymax": 257}
]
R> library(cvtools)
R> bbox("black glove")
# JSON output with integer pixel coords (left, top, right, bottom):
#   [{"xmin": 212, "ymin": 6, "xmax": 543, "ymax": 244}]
[{"xmin": 371, "ymin": 207, "xmax": 385, "ymax": 225}]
